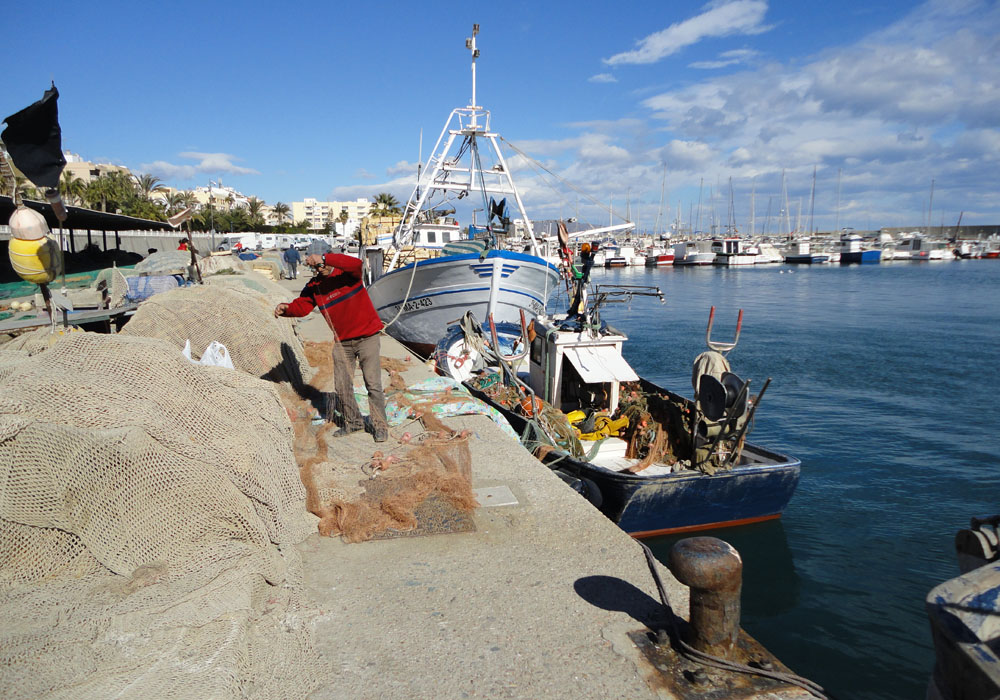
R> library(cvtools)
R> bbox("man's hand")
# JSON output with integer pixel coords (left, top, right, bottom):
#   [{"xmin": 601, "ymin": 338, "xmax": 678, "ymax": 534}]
[
  {"xmin": 274, "ymin": 303, "xmax": 289, "ymax": 318},
  {"xmin": 304, "ymin": 254, "xmax": 325, "ymax": 268}
]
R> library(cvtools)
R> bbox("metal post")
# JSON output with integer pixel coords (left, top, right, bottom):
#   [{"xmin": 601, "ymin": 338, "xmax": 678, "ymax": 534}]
[{"xmin": 667, "ymin": 537, "xmax": 742, "ymax": 658}]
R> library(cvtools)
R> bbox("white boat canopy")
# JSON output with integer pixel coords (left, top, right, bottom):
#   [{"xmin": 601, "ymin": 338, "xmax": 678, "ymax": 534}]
[{"xmin": 563, "ymin": 345, "xmax": 639, "ymax": 384}]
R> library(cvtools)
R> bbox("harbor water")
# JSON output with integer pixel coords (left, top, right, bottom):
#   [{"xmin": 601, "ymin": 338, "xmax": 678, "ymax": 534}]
[{"xmin": 573, "ymin": 259, "xmax": 1000, "ymax": 700}]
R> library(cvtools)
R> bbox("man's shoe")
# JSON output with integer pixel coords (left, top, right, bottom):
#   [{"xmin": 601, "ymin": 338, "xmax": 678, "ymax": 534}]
[
  {"xmin": 333, "ymin": 424, "xmax": 363, "ymax": 438},
  {"xmin": 373, "ymin": 428, "xmax": 389, "ymax": 443}
]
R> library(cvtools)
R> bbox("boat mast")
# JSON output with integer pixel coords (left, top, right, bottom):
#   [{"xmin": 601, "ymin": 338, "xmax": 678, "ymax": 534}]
[
  {"xmin": 781, "ymin": 169, "xmax": 790, "ymax": 239},
  {"xmin": 695, "ymin": 178, "xmax": 703, "ymax": 235},
  {"xmin": 654, "ymin": 164, "xmax": 666, "ymax": 236},
  {"xmin": 836, "ymin": 168, "xmax": 841, "ymax": 233},
  {"xmin": 927, "ymin": 178, "xmax": 935, "ymax": 235},
  {"xmin": 387, "ymin": 24, "xmax": 544, "ymax": 270},
  {"xmin": 467, "ymin": 24, "xmax": 480, "ymax": 125},
  {"xmin": 808, "ymin": 165, "xmax": 816, "ymax": 235}
]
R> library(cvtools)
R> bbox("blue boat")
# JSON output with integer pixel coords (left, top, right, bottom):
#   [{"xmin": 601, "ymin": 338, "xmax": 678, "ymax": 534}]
[
  {"xmin": 837, "ymin": 233, "xmax": 882, "ymax": 264},
  {"xmin": 436, "ymin": 247, "xmax": 800, "ymax": 537},
  {"xmin": 784, "ymin": 240, "xmax": 829, "ymax": 264}
]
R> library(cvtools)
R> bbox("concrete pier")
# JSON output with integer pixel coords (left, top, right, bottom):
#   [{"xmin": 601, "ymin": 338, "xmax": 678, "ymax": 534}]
[{"xmin": 275, "ymin": 277, "xmax": 813, "ymax": 699}]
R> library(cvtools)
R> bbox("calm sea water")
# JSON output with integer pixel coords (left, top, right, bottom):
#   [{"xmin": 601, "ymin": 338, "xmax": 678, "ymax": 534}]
[{"xmin": 575, "ymin": 259, "xmax": 1000, "ymax": 700}]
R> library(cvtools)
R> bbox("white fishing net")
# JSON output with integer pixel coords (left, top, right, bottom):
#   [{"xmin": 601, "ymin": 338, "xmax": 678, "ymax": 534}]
[
  {"xmin": 119, "ymin": 284, "xmax": 312, "ymax": 386},
  {"xmin": 0, "ymin": 330, "xmax": 323, "ymax": 699}
]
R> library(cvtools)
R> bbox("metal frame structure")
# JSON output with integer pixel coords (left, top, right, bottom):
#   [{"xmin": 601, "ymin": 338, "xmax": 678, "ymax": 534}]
[{"xmin": 387, "ymin": 25, "xmax": 542, "ymax": 272}]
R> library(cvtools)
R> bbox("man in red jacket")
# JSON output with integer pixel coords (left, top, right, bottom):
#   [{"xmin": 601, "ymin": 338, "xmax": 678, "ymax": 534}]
[{"xmin": 274, "ymin": 252, "xmax": 389, "ymax": 442}]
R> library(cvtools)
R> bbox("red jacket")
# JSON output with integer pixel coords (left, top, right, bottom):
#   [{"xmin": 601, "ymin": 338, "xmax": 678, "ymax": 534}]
[{"xmin": 284, "ymin": 253, "xmax": 383, "ymax": 341}]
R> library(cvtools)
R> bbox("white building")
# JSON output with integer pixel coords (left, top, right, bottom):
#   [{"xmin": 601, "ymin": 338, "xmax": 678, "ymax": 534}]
[{"xmin": 290, "ymin": 197, "xmax": 371, "ymax": 231}]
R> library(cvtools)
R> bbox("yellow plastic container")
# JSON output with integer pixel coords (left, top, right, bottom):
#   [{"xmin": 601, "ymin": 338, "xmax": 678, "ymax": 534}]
[{"xmin": 8, "ymin": 235, "xmax": 62, "ymax": 285}]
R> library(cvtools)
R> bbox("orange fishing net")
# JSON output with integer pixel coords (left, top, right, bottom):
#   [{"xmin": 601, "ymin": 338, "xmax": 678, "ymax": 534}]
[{"xmin": 284, "ymin": 340, "xmax": 477, "ymax": 543}]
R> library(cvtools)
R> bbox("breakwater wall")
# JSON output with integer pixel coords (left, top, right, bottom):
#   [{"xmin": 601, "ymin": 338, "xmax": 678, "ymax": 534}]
[{"xmin": 0, "ymin": 228, "xmax": 227, "ymax": 257}]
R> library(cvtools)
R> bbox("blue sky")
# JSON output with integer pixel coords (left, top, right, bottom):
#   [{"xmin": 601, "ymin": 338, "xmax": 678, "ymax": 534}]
[{"xmin": 5, "ymin": 0, "xmax": 999, "ymax": 232}]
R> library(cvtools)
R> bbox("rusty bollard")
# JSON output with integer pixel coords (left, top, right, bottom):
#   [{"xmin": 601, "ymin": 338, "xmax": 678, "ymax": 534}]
[{"xmin": 667, "ymin": 536, "xmax": 742, "ymax": 658}]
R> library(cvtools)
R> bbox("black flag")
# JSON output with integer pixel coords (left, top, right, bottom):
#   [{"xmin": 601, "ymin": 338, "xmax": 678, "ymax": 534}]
[
  {"xmin": 2, "ymin": 85, "xmax": 66, "ymax": 189},
  {"xmin": 489, "ymin": 197, "xmax": 506, "ymax": 222}
]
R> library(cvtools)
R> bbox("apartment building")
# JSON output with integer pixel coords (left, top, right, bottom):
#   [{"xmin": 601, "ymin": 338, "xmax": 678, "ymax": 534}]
[
  {"xmin": 290, "ymin": 197, "xmax": 372, "ymax": 230},
  {"xmin": 62, "ymin": 151, "xmax": 130, "ymax": 183}
]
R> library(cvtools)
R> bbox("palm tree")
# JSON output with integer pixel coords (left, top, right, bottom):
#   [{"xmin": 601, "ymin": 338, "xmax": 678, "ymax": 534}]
[
  {"xmin": 334, "ymin": 209, "xmax": 350, "ymax": 237},
  {"xmin": 60, "ymin": 171, "xmax": 86, "ymax": 206},
  {"xmin": 134, "ymin": 173, "xmax": 166, "ymax": 201},
  {"xmin": 371, "ymin": 192, "xmax": 400, "ymax": 216},
  {"xmin": 83, "ymin": 177, "xmax": 109, "ymax": 211},
  {"xmin": 246, "ymin": 197, "xmax": 265, "ymax": 229},
  {"xmin": 272, "ymin": 202, "xmax": 290, "ymax": 228},
  {"xmin": 163, "ymin": 192, "xmax": 187, "ymax": 215}
]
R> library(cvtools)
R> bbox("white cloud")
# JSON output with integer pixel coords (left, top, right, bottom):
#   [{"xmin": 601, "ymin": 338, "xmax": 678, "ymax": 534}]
[
  {"xmin": 386, "ymin": 160, "xmax": 419, "ymax": 177},
  {"xmin": 510, "ymin": 1, "xmax": 1000, "ymax": 227},
  {"xmin": 689, "ymin": 48, "xmax": 760, "ymax": 69},
  {"xmin": 605, "ymin": 1, "xmax": 771, "ymax": 66},
  {"xmin": 140, "ymin": 152, "xmax": 259, "ymax": 180},
  {"xmin": 589, "ymin": 73, "xmax": 618, "ymax": 83}
]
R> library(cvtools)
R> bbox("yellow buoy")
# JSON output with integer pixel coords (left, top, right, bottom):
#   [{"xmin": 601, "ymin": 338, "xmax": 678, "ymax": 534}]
[{"xmin": 7, "ymin": 206, "xmax": 63, "ymax": 285}]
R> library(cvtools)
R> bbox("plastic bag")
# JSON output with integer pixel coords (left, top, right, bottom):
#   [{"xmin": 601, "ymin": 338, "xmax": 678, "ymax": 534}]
[{"xmin": 181, "ymin": 339, "xmax": 236, "ymax": 370}]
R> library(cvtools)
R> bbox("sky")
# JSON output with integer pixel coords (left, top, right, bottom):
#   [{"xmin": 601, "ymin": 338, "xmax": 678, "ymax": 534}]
[{"xmin": 4, "ymin": 0, "xmax": 999, "ymax": 233}]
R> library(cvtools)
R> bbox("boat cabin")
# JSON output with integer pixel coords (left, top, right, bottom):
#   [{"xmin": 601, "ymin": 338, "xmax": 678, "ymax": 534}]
[
  {"xmin": 411, "ymin": 217, "xmax": 461, "ymax": 249},
  {"xmin": 527, "ymin": 317, "xmax": 638, "ymax": 415}
]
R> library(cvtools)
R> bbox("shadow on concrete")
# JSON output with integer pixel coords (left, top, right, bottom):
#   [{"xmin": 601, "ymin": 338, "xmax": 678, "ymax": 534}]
[
  {"xmin": 573, "ymin": 575, "xmax": 679, "ymax": 633},
  {"xmin": 260, "ymin": 341, "xmax": 336, "ymax": 424}
]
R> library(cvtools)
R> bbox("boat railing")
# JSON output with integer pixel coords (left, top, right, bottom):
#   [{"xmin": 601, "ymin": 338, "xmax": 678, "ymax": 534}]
[{"xmin": 705, "ymin": 306, "xmax": 742, "ymax": 354}]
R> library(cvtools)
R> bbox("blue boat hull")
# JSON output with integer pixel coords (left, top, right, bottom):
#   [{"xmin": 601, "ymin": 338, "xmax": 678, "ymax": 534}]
[
  {"xmin": 784, "ymin": 254, "xmax": 829, "ymax": 264},
  {"xmin": 465, "ymin": 380, "xmax": 801, "ymax": 538},
  {"xmin": 579, "ymin": 446, "xmax": 801, "ymax": 537},
  {"xmin": 840, "ymin": 249, "xmax": 881, "ymax": 264}
]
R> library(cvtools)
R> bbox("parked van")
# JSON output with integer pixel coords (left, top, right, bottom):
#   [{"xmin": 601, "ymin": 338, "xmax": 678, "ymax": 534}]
[{"xmin": 215, "ymin": 234, "xmax": 258, "ymax": 251}]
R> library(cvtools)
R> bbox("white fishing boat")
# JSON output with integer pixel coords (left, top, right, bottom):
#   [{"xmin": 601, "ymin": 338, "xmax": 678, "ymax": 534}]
[
  {"xmin": 711, "ymin": 237, "xmax": 756, "ymax": 266},
  {"xmin": 749, "ymin": 241, "xmax": 784, "ymax": 264},
  {"xmin": 892, "ymin": 233, "xmax": 948, "ymax": 260},
  {"xmin": 672, "ymin": 240, "xmax": 716, "ymax": 266},
  {"xmin": 365, "ymin": 26, "xmax": 561, "ymax": 354}
]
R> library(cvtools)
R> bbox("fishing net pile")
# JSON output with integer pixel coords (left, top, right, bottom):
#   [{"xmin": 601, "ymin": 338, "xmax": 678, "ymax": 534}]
[
  {"xmin": 204, "ymin": 269, "xmax": 297, "ymax": 308},
  {"xmin": 119, "ymin": 284, "xmax": 312, "ymax": 385},
  {"xmin": 0, "ymin": 330, "xmax": 322, "ymax": 699},
  {"xmin": 284, "ymin": 341, "xmax": 478, "ymax": 543},
  {"xmin": 132, "ymin": 249, "xmax": 200, "ymax": 274},
  {"xmin": 198, "ymin": 253, "xmax": 250, "ymax": 276}
]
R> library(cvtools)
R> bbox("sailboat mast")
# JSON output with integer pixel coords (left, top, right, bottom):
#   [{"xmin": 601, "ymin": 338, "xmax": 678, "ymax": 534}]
[
  {"xmin": 655, "ymin": 164, "xmax": 666, "ymax": 236},
  {"xmin": 836, "ymin": 168, "xmax": 841, "ymax": 233},
  {"xmin": 695, "ymin": 178, "xmax": 703, "ymax": 235},
  {"xmin": 781, "ymin": 170, "xmax": 790, "ymax": 238},
  {"xmin": 808, "ymin": 165, "xmax": 816, "ymax": 235},
  {"xmin": 928, "ymin": 178, "xmax": 935, "ymax": 235}
]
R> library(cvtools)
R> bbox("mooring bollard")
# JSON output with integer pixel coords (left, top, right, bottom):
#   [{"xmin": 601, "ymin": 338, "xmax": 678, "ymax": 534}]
[{"xmin": 667, "ymin": 536, "xmax": 742, "ymax": 657}]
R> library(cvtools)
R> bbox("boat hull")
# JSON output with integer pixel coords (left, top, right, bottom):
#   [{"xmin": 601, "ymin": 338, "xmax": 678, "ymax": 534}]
[
  {"xmin": 784, "ymin": 254, "xmax": 830, "ymax": 264},
  {"xmin": 367, "ymin": 250, "xmax": 561, "ymax": 354},
  {"xmin": 840, "ymin": 249, "xmax": 882, "ymax": 264},
  {"xmin": 465, "ymin": 379, "xmax": 801, "ymax": 537}
]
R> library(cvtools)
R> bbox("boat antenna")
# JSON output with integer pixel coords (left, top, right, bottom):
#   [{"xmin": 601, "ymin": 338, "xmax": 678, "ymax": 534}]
[
  {"xmin": 466, "ymin": 24, "xmax": 480, "ymax": 125},
  {"xmin": 416, "ymin": 127, "xmax": 423, "ymax": 201}
]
